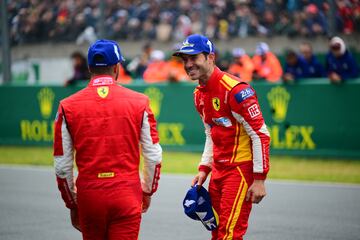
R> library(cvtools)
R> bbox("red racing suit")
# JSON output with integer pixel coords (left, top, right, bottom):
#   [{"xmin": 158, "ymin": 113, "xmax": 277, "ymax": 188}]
[
  {"xmin": 194, "ymin": 67, "xmax": 270, "ymax": 240},
  {"xmin": 53, "ymin": 75, "xmax": 162, "ymax": 240}
]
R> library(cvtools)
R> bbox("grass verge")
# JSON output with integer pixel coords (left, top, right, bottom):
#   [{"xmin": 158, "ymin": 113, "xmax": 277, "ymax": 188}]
[{"xmin": 1, "ymin": 146, "xmax": 360, "ymax": 184}]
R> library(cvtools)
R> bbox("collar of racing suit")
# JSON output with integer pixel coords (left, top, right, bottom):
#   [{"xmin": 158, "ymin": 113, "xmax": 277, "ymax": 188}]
[
  {"xmin": 196, "ymin": 67, "xmax": 224, "ymax": 92},
  {"xmin": 88, "ymin": 75, "xmax": 116, "ymax": 87}
]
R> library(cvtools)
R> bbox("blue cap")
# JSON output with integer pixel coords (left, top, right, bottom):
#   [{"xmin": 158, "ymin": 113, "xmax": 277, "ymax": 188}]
[
  {"xmin": 173, "ymin": 34, "xmax": 215, "ymax": 56},
  {"xmin": 88, "ymin": 39, "xmax": 125, "ymax": 67},
  {"xmin": 183, "ymin": 185, "xmax": 219, "ymax": 231}
]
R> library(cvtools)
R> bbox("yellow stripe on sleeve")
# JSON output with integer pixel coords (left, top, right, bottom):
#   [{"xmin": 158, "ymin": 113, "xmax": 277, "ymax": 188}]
[
  {"xmin": 220, "ymin": 79, "xmax": 232, "ymax": 91},
  {"xmin": 222, "ymin": 75, "xmax": 240, "ymax": 88}
]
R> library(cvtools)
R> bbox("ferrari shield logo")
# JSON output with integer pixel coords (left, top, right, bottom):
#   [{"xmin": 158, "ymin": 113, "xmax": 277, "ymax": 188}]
[
  {"xmin": 97, "ymin": 86, "xmax": 109, "ymax": 98},
  {"xmin": 212, "ymin": 97, "xmax": 220, "ymax": 111}
]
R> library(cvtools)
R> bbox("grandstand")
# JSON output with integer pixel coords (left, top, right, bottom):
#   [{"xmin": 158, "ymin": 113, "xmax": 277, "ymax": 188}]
[
  {"xmin": 1, "ymin": 0, "xmax": 360, "ymax": 85},
  {"xmin": 6, "ymin": 0, "xmax": 360, "ymax": 45}
]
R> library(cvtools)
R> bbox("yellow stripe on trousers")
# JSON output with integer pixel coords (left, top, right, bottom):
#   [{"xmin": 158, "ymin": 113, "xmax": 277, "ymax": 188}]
[
  {"xmin": 223, "ymin": 167, "xmax": 249, "ymax": 240},
  {"xmin": 230, "ymin": 122, "xmax": 241, "ymax": 163}
]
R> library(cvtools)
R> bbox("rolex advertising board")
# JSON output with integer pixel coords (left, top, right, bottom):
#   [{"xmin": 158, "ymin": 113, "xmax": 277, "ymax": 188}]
[{"xmin": 0, "ymin": 81, "xmax": 359, "ymax": 157}]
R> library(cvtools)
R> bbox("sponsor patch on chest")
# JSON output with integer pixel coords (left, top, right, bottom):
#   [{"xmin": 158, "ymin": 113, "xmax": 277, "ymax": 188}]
[
  {"xmin": 212, "ymin": 117, "xmax": 232, "ymax": 127},
  {"xmin": 234, "ymin": 87, "xmax": 255, "ymax": 103}
]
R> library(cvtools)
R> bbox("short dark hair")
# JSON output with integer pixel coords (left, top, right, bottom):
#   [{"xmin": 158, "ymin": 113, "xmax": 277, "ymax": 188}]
[
  {"xmin": 88, "ymin": 54, "xmax": 114, "ymax": 75},
  {"xmin": 89, "ymin": 66, "xmax": 114, "ymax": 75}
]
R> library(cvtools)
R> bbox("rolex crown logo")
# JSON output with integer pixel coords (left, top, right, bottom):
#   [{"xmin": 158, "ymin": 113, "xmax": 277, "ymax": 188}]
[
  {"xmin": 38, "ymin": 88, "xmax": 55, "ymax": 119},
  {"xmin": 144, "ymin": 87, "xmax": 163, "ymax": 119},
  {"xmin": 267, "ymin": 86, "xmax": 290, "ymax": 123}
]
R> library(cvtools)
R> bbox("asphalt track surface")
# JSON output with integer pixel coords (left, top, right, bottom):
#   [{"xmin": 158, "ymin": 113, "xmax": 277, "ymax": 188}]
[{"xmin": 0, "ymin": 166, "xmax": 359, "ymax": 240}]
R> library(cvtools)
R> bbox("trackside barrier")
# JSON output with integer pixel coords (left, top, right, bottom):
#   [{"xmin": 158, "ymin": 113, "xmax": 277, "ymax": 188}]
[{"xmin": 0, "ymin": 79, "xmax": 359, "ymax": 158}]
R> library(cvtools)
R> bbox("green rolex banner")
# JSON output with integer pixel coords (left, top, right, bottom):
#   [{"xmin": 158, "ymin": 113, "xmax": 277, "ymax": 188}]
[{"xmin": 0, "ymin": 80, "xmax": 359, "ymax": 158}]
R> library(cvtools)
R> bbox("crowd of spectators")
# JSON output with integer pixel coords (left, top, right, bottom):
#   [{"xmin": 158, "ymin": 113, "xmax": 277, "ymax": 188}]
[
  {"xmin": 67, "ymin": 36, "xmax": 359, "ymax": 85},
  {"xmin": 7, "ymin": 0, "xmax": 360, "ymax": 45}
]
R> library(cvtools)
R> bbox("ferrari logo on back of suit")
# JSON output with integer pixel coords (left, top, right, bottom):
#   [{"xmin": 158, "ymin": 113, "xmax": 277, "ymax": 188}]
[
  {"xmin": 97, "ymin": 86, "xmax": 109, "ymax": 98},
  {"xmin": 212, "ymin": 97, "xmax": 220, "ymax": 111}
]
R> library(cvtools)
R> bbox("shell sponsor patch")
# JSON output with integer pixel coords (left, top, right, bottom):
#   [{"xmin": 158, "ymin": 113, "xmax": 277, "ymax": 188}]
[
  {"xmin": 212, "ymin": 117, "xmax": 232, "ymax": 127},
  {"xmin": 98, "ymin": 172, "xmax": 115, "ymax": 178}
]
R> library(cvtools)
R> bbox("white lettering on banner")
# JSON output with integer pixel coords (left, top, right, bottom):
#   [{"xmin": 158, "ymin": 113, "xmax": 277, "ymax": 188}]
[{"xmin": 248, "ymin": 104, "xmax": 260, "ymax": 118}]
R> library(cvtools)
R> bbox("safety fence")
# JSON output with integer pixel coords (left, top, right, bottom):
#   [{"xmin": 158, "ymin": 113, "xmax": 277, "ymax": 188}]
[{"xmin": 1, "ymin": 79, "xmax": 359, "ymax": 158}]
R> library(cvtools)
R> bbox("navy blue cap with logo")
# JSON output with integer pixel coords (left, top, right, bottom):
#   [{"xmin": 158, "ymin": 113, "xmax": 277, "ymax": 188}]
[
  {"xmin": 183, "ymin": 185, "xmax": 219, "ymax": 231},
  {"xmin": 88, "ymin": 39, "xmax": 125, "ymax": 67},
  {"xmin": 173, "ymin": 34, "xmax": 215, "ymax": 56}
]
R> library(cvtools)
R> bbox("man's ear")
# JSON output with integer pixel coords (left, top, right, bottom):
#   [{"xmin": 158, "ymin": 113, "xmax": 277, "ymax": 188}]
[{"xmin": 208, "ymin": 53, "xmax": 216, "ymax": 63}]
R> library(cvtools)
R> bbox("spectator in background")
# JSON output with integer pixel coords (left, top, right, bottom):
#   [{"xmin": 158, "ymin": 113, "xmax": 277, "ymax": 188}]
[
  {"xmin": 167, "ymin": 56, "xmax": 189, "ymax": 82},
  {"xmin": 189, "ymin": 11, "xmax": 202, "ymax": 34},
  {"xmin": 214, "ymin": 50, "xmax": 231, "ymax": 71},
  {"xmin": 326, "ymin": 36, "xmax": 359, "ymax": 83},
  {"xmin": 76, "ymin": 26, "xmax": 97, "ymax": 45},
  {"xmin": 163, "ymin": 43, "xmax": 190, "ymax": 83},
  {"xmin": 337, "ymin": 0, "xmax": 355, "ymax": 34},
  {"xmin": 65, "ymin": 51, "xmax": 90, "ymax": 86},
  {"xmin": 252, "ymin": 42, "xmax": 283, "ymax": 82},
  {"xmin": 303, "ymin": 4, "xmax": 328, "ymax": 37},
  {"xmin": 283, "ymin": 49, "xmax": 309, "ymax": 82},
  {"xmin": 274, "ymin": 12, "xmax": 296, "ymax": 37},
  {"xmin": 234, "ymin": 3, "xmax": 252, "ymax": 38},
  {"xmin": 127, "ymin": 42, "xmax": 153, "ymax": 79},
  {"xmin": 173, "ymin": 15, "xmax": 192, "ymax": 42},
  {"xmin": 205, "ymin": 14, "xmax": 219, "ymax": 39},
  {"xmin": 354, "ymin": 3, "xmax": 360, "ymax": 32},
  {"xmin": 299, "ymin": 42, "xmax": 325, "ymax": 78},
  {"xmin": 228, "ymin": 48, "xmax": 254, "ymax": 82},
  {"xmin": 116, "ymin": 65, "xmax": 133, "ymax": 85},
  {"xmin": 156, "ymin": 12, "xmax": 173, "ymax": 42},
  {"xmin": 7, "ymin": 1, "xmax": 360, "ymax": 45},
  {"xmin": 143, "ymin": 50, "xmax": 169, "ymax": 83}
]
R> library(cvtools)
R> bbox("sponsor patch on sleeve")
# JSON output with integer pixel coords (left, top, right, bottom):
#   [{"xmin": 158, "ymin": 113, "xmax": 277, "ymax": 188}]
[
  {"xmin": 234, "ymin": 87, "xmax": 255, "ymax": 103},
  {"xmin": 248, "ymin": 104, "xmax": 261, "ymax": 118}
]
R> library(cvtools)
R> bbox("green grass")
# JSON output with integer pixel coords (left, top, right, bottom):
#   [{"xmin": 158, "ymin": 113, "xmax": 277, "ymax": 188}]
[{"xmin": 1, "ymin": 146, "xmax": 360, "ymax": 184}]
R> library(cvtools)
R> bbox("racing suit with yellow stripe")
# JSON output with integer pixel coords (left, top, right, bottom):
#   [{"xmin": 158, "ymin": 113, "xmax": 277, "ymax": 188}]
[{"xmin": 194, "ymin": 67, "xmax": 270, "ymax": 240}]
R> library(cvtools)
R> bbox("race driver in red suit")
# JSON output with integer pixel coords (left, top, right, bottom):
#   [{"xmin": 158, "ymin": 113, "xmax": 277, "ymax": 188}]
[
  {"xmin": 174, "ymin": 34, "xmax": 270, "ymax": 239},
  {"xmin": 53, "ymin": 39, "xmax": 162, "ymax": 240}
]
